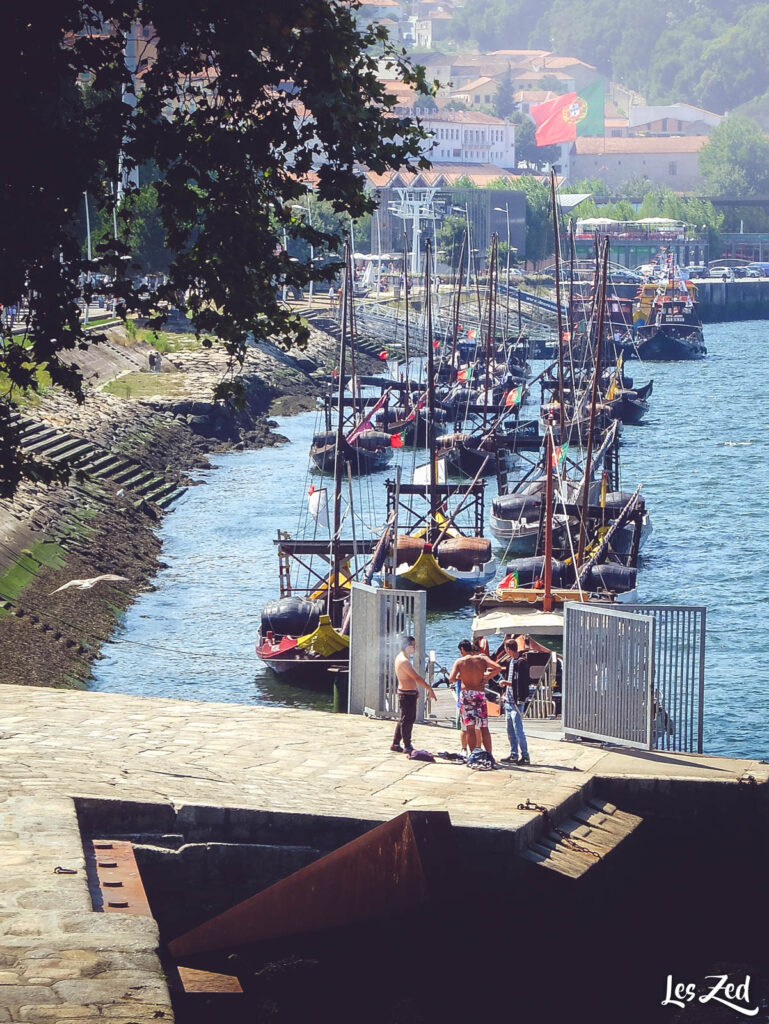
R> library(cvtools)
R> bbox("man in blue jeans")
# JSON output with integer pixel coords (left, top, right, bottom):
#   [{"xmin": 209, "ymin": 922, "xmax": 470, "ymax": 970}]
[{"xmin": 500, "ymin": 638, "xmax": 531, "ymax": 765}]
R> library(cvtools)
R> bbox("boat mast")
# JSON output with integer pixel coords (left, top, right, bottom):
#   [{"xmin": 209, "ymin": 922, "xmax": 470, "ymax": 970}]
[
  {"xmin": 543, "ymin": 424, "xmax": 554, "ymax": 613},
  {"xmin": 576, "ymin": 238, "xmax": 609, "ymax": 567},
  {"xmin": 450, "ymin": 235, "xmax": 466, "ymax": 384},
  {"xmin": 567, "ymin": 218, "xmax": 576, "ymax": 345},
  {"xmin": 482, "ymin": 234, "xmax": 497, "ymax": 435},
  {"xmin": 550, "ymin": 171, "xmax": 566, "ymax": 441},
  {"xmin": 331, "ymin": 245, "xmax": 351, "ymax": 623},
  {"xmin": 425, "ymin": 239, "xmax": 438, "ymax": 543},
  {"xmin": 403, "ymin": 233, "xmax": 411, "ymax": 411}
]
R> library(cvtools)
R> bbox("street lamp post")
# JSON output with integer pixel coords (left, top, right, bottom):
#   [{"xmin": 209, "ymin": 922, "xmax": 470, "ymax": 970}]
[{"xmin": 494, "ymin": 204, "xmax": 511, "ymax": 338}]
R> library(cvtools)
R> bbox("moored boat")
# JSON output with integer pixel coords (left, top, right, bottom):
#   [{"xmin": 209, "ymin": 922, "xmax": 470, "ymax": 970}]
[{"xmin": 628, "ymin": 255, "xmax": 706, "ymax": 360}]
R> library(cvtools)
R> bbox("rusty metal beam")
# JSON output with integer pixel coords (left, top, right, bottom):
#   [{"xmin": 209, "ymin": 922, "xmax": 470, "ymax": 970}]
[
  {"xmin": 169, "ymin": 810, "xmax": 453, "ymax": 959},
  {"xmin": 91, "ymin": 839, "xmax": 152, "ymax": 916}
]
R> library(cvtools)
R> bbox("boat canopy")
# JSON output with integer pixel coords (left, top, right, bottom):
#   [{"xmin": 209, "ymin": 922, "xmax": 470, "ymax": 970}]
[{"xmin": 471, "ymin": 606, "xmax": 566, "ymax": 637}]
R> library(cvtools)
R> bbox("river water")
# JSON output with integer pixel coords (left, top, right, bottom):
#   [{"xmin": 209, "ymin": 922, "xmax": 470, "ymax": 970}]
[{"xmin": 92, "ymin": 321, "xmax": 769, "ymax": 760}]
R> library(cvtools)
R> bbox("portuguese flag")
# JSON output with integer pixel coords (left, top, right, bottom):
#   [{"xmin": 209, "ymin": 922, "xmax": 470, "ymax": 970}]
[
  {"xmin": 505, "ymin": 385, "xmax": 522, "ymax": 408},
  {"xmin": 530, "ymin": 81, "xmax": 604, "ymax": 147},
  {"xmin": 390, "ymin": 431, "xmax": 405, "ymax": 448}
]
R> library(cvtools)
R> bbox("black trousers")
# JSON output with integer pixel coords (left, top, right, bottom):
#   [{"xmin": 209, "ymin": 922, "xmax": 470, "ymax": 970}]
[{"xmin": 393, "ymin": 690, "xmax": 418, "ymax": 748}]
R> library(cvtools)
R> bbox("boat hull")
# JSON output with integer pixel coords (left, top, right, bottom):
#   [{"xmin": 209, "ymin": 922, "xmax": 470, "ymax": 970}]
[
  {"xmin": 256, "ymin": 637, "xmax": 348, "ymax": 683},
  {"xmin": 631, "ymin": 326, "xmax": 706, "ymax": 361},
  {"xmin": 310, "ymin": 443, "xmax": 392, "ymax": 476},
  {"xmin": 489, "ymin": 513, "xmax": 540, "ymax": 553},
  {"xmin": 607, "ymin": 392, "xmax": 649, "ymax": 425}
]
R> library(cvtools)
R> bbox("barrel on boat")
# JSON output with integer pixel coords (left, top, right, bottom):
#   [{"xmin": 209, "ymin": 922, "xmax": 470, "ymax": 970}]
[
  {"xmin": 391, "ymin": 535, "xmax": 425, "ymax": 567},
  {"xmin": 260, "ymin": 596, "xmax": 322, "ymax": 640},
  {"xmin": 491, "ymin": 493, "xmax": 542, "ymax": 521},
  {"xmin": 435, "ymin": 537, "xmax": 492, "ymax": 571},
  {"xmin": 583, "ymin": 563, "xmax": 637, "ymax": 593},
  {"xmin": 506, "ymin": 556, "xmax": 568, "ymax": 587}
]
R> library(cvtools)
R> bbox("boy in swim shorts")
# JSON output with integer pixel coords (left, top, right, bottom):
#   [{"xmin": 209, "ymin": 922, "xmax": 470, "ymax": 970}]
[{"xmin": 449, "ymin": 639, "xmax": 503, "ymax": 755}]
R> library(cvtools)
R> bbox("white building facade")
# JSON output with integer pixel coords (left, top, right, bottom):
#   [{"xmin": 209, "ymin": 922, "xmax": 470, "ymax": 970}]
[{"xmin": 415, "ymin": 110, "xmax": 515, "ymax": 168}]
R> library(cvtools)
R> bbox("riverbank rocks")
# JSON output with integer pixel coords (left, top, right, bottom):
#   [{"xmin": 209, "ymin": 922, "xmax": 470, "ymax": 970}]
[{"xmin": 0, "ymin": 322, "xmax": 371, "ymax": 688}]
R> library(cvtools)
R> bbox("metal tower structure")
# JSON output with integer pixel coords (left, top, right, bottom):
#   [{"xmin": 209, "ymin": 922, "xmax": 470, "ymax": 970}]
[{"xmin": 389, "ymin": 188, "xmax": 443, "ymax": 276}]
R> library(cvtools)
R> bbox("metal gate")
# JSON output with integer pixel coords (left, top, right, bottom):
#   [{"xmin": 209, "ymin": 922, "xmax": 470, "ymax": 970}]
[
  {"xmin": 563, "ymin": 603, "xmax": 655, "ymax": 749},
  {"xmin": 622, "ymin": 604, "xmax": 706, "ymax": 753},
  {"xmin": 348, "ymin": 583, "xmax": 427, "ymax": 719}
]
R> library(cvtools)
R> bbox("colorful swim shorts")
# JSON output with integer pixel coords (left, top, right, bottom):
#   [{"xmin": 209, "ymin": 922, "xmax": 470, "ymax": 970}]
[{"xmin": 459, "ymin": 689, "xmax": 488, "ymax": 729}]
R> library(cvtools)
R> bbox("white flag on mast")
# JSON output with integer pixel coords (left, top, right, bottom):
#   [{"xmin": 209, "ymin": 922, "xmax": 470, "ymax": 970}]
[
  {"xmin": 412, "ymin": 458, "xmax": 447, "ymax": 487},
  {"xmin": 308, "ymin": 486, "xmax": 329, "ymax": 530}
]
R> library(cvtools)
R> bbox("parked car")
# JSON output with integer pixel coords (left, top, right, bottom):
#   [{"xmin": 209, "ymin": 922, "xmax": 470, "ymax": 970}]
[
  {"xmin": 745, "ymin": 263, "xmax": 769, "ymax": 277},
  {"xmin": 683, "ymin": 265, "xmax": 709, "ymax": 278}
]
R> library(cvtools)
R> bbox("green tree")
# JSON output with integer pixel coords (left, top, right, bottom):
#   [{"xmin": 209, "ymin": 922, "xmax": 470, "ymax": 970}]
[
  {"xmin": 493, "ymin": 66, "xmax": 514, "ymax": 120},
  {"xmin": 92, "ymin": 184, "xmax": 171, "ymax": 275},
  {"xmin": 1, "ymin": 3, "xmax": 430, "ymax": 496},
  {"xmin": 437, "ymin": 214, "xmax": 469, "ymax": 266},
  {"xmin": 698, "ymin": 117, "xmax": 769, "ymax": 196},
  {"xmin": 514, "ymin": 118, "xmax": 560, "ymax": 172},
  {"xmin": 452, "ymin": 0, "xmax": 542, "ymax": 50},
  {"xmin": 695, "ymin": 5, "xmax": 769, "ymax": 113}
]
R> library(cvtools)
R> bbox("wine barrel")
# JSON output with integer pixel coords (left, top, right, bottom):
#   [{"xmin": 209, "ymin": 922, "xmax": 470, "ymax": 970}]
[
  {"xmin": 355, "ymin": 430, "xmax": 391, "ymax": 452},
  {"xmin": 436, "ymin": 536, "xmax": 492, "ymax": 571},
  {"xmin": 584, "ymin": 563, "xmax": 637, "ymax": 593},
  {"xmin": 392, "ymin": 535, "xmax": 424, "ymax": 567},
  {"xmin": 491, "ymin": 493, "xmax": 541, "ymax": 521},
  {"xmin": 311, "ymin": 431, "xmax": 335, "ymax": 447},
  {"xmin": 506, "ymin": 556, "xmax": 567, "ymax": 587},
  {"xmin": 260, "ymin": 596, "xmax": 321, "ymax": 640}
]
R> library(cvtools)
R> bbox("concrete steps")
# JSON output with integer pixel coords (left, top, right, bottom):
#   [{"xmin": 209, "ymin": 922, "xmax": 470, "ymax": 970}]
[
  {"xmin": 520, "ymin": 798, "xmax": 642, "ymax": 879},
  {"xmin": 9, "ymin": 411, "xmax": 187, "ymax": 510}
]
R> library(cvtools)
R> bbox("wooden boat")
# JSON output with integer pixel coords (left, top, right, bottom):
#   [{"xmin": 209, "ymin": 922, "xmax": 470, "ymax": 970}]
[
  {"xmin": 310, "ymin": 429, "xmax": 393, "ymax": 475},
  {"xmin": 602, "ymin": 358, "xmax": 653, "ymax": 425},
  {"xmin": 474, "ymin": 433, "xmax": 644, "ymax": 642},
  {"xmin": 311, "ymin": 388, "xmax": 394, "ymax": 475},
  {"xmin": 628, "ymin": 256, "xmax": 706, "ymax": 360},
  {"xmin": 489, "ymin": 423, "xmax": 618, "ymax": 551}
]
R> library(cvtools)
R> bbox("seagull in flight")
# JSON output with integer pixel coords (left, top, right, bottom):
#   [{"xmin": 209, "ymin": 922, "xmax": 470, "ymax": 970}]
[{"xmin": 50, "ymin": 574, "xmax": 128, "ymax": 595}]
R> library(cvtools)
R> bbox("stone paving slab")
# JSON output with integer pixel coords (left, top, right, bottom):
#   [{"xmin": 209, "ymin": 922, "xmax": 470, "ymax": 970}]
[{"xmin": 0, "ymin": 683, "xmax": 766, "ymax": 1022}]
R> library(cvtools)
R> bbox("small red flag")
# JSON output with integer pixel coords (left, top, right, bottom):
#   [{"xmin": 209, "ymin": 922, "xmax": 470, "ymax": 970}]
[
  {"xmin": 390, "ymin": 431, "xmax": 405, "ymax": 448},
  {"xmin": 378, "ymin": 349, "xmax": 389, "ymax": 361},
  {"xmin": 433, "ymin": 339, "xmax": 440, "ymax": 350},
  {"xmin": 308, "ymin": 484, "xmax": 315, "ymax": 495}
]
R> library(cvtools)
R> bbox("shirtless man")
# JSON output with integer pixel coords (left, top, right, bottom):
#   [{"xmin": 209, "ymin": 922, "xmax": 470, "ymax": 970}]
[
  {"xmin": 449, "ymin": 639, "xmax": 504, "ymax": 755},
  {"xmin": 391, "ymin": 636, "xmax": 436, "ymax": 754}
]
